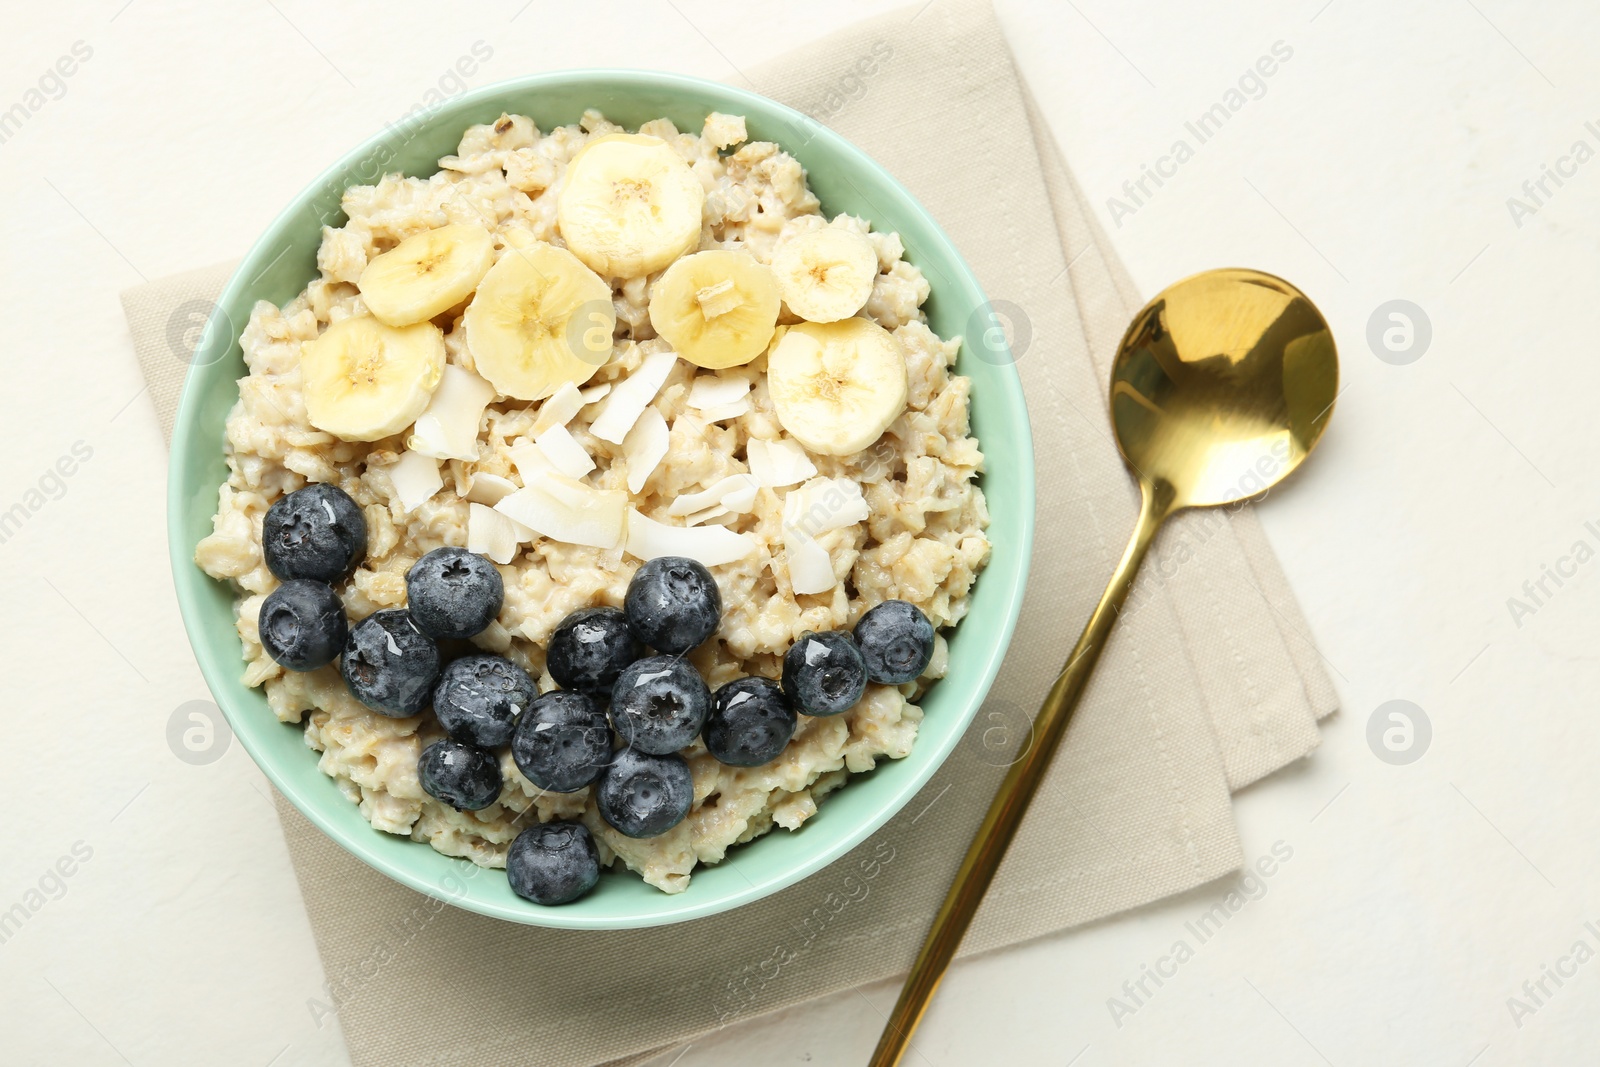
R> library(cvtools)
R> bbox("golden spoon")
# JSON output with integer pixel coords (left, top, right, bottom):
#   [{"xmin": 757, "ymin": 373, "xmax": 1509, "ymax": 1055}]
[{"xmin": 869, "ymin": 267, "xmax": 1338, "ymax": 1065}]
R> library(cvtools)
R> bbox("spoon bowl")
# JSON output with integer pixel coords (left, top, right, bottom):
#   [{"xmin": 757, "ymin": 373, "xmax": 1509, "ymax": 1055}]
[
  {"xmin": 871, "ymin": 267, "xmax": 1337, "ymax": 1066},
  {"xmin": 1112, "ymin": 268, "xmax": 1337, "ymax": 510}
]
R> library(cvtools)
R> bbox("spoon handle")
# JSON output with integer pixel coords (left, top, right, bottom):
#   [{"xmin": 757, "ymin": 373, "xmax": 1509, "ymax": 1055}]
[{"xmin": 868, "ymin": 479, "xmax": 1173, "ymax": 1067}]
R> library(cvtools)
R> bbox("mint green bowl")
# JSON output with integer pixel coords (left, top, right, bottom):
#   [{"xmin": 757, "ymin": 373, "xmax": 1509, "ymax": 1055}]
[{"xmin": 168, "ymin": 70, "xmax": 1034, "ymax": 928}]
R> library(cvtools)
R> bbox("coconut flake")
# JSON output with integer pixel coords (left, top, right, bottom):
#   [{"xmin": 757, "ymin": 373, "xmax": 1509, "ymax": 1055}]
[
  {"xmin": 407, "ymin": 364, "xmax": 495, "ymax": 461},
  {"xmin": 697, "ymin": 397, "xmax": 752, "ymax": 423},
  {"xmin": 782, "ymin": 477, "xmax": 869, "ymax": 537},
  {"xmin": 687, "ymin": 376, "xmax": 753, "ymax": 424},
  {"xmin": 508, "ymin": 439, "xmax": 554, "ymax": 483},
  {"xmin": 695, "ymin": 279, "xmax": 741, "ymax": 320},
  {"xmin": 466, "ymin": 472, "xmax": 518, "ymax": 505},
  {"xmin": 534, "ymin": 423, "xmax": 596, "ymax": 479},
  {"xmin": 622, "ymin": 407, "xmax": 669, "ymax": 494},
  {"xmin": 687, "ymin": 375, "xmax": 752, "ymax": 410},
  {"xmin": 785, "ymin": 531, "xmax": 836, "ymax": 594},
  {"xmin": 590, "ymin": 349, "xmax": 677, "ymax": 444},
  {"xmin": 684, "ymin": 504, "xmax": 732, "ymax": 527},
  {"xmin": 747, "ymin": 438, "xmax": 817, "ymax": 489},
  {"xmin": 390, "ymin": 451, "xmax": 442, "ymax": 512},
  {"xmin": 496, "ymin": 473, "xmax": 627, "ymax": 549},
  {"xmin": 625, "ymin": 508, "xmax": 756, "ymax": 566},
  {"xmin": 578, "ymin": 382, "xmax": 612, "ymax": 405},
  {"xmin": 468, "ymin": 502, "xmax": 526, "ymax": 564},
  {"xmin": 721, "ymin": 480, "xmax": 759, "ymax": 513},
  {"xmin": 668, "ymin": 474, "xmax": 760, "ymax": 517},
  {"xmin": 532, "ymin": 382, "xmax": 585, "ymax": 436}
]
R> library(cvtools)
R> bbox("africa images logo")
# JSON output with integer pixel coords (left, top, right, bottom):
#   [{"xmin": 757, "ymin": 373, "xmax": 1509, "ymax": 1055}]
[
  {"xmin": 1105, "ymin": 841, "xmax": 1294, "ymax": 1027},
  {"xmin": 1504, "ymin": 120, "xmax": 1600, "ymax": 229},
  {"xmin": 1105, "ymin": 41, "xmax": 1294, "ymax": 228},
  {"xmin": 1505, "ymin": 921, "xmax": 1600, "ymax": 1028},
  {"xmin": 1503, "ymin": 517, "xmax": 1600, "ymax": 628}
]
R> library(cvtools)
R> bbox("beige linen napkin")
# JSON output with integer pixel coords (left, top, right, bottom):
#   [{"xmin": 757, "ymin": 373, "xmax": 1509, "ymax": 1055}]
[{"xmin": 124, "ymin": 2, "xmax": 1337, "ymax": 1063}]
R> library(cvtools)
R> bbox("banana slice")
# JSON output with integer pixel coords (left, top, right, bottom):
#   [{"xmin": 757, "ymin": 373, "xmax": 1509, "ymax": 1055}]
[
  {"xmin": 357, "ymin": 224, "xmax": 495, "ymax": 326},
  {"xmin": 463, "ymin": 241, "xmax": 616, "ymax": 401},
  {"xmin": 557, "ymin": 133, "xmax": 705, "ymax": 278},
  {"xmin": 648, "ymin": 249, "xmax": 779, "ymax": 369},
  {"xmin": 766, "ymin": 318, "xmax": 907, "ymax": 456},
  {"xmin": 770, "ymin": 228, "xmax": 879, "ymax": 323},
  {"xmin": 299, "ymin": 315, "xmax": 445, "ymax": 442}
]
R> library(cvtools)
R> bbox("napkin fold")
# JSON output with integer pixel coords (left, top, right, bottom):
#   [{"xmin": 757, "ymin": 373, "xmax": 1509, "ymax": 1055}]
[{"xmin": 123, "ymin": 2, "xmax": 1337, "ymax": 1063}]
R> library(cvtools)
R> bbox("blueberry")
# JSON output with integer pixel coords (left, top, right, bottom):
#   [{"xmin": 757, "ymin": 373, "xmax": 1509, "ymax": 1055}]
[
  {"xmin": 432, "ymin": 654, "xmax": 535, "ymax": 749},
  {"xmin": 782, "ymin": 630, "xmax": 868, "ymax": 717},
  {"xmin": 703, "ymin": 676, "xmax": 797, "ymax": 767},
  {"xmin": 262, "ymin": 483, "xmax": 367, "ymax": 583},
  {"xmin": 418, "ymin": 738, "xmax": 502, "ymax": 811},
  {"xmin": 258, "ymin": 579, "xmax": 347, "ymax": 672},
  {"xmin": 548, "ymin": 607, "xmax": 641, "ymax": 693},
  {"xmin": 624, "ymin": 556, "xmax": 721, "ymax": 655},
  {"xmin": 595, "ymin": 747, "xmax": 694, "ymax": 838},
  {"xmin": 853, "ymin": 600, "xmax": 935, "ymax": 685},
  {"xmin": 340, "ymin": 609, "xmax": 441, "ymax": 717},
  {"xmin": 406, "ymin": 547, "xmax": 504, "ymax": 640},
  {"xmin": 511, "ymin": 690, "xmax": 612, "ymax": 793},
  {"xmin": 507, "ymin": 821, "xmax": 601, "ymax": 905},
  {"xmin": 609, "ymin": 655, "xmax": 710, "ymax": 755}
]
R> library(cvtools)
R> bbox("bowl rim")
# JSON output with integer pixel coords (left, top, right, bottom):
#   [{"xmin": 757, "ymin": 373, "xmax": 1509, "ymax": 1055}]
[{"xmin": 167, "ymin": 67, "xmax": 1036, "ymax": 928}]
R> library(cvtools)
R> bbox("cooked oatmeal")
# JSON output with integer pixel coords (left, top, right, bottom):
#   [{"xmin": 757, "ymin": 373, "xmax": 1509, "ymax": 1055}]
[{"xmin": 195, "ymin": 109, "xmax": 989, "ymax": 893}]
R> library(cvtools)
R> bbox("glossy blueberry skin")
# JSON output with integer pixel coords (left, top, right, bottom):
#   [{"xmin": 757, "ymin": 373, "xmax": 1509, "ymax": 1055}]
[
  {"xmin": 418, "ymin": 739, "xmax": 502, "ymax": 811},
  {"xmin": 511, "ymin": 690, "xmax": 612, "ymax": 793},
  {"xmin": 609, "ymin": 655, "xmax": 710, "ymax": 755},
  {"xmin": 595, "ymin": 747, "xmax": 694, "ymax": 838},
  {"xmin": 703, "ymin": 676, "xmax": 797, "ymax": 767},
  {"xmin": 258, "ymin": 579, "xmax": 348, "ymax": 672},
  {"xmin": 782, "ymin": 630, "xmax": 868, "ymax": 717},
  {"xmin": 547, "ymin": 607, "xmax": 641, "ymax": 693},
  {"xmin": 405, "ymin": 547, "xmax": 504, "ymax": 640},
  {"xmin": 432, "ymin": 654, "xmax": 536, "ymax": 749},
  {"xmin": 853, "ymin": 600, "xmax": 936, "ymax": 685},
  {"xmin": 506, "ymin": 821, "xmax": 601, "ymax": 906},
  {"xmin": 340, "ymin": 610, "xmax": 441, "ymax": 717},
  {"xmin": 262, "ymin": 483, "xmax": 367, "ymax": 584},
  {"xmin": 624, "ymin": 556, "xmax": 721, "ymax": 655}
]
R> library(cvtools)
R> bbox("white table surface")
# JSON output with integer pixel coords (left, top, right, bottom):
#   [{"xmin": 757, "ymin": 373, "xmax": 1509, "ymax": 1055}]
[{"xmin": 4, "ymin": 1, "xmax": 1596, "ymax": 1063}]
